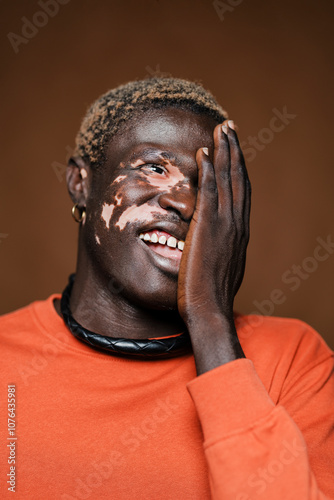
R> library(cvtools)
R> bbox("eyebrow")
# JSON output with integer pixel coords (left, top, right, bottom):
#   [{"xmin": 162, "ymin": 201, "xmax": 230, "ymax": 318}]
[{"xmin": 128, "ymin": 148, "xmax": 177, "ymax": 163}]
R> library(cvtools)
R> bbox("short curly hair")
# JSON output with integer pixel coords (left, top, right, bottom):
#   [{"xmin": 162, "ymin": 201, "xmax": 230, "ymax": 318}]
[{"xmin": 74, "ymin": 77, "xmax": 228, "ymax": 169}]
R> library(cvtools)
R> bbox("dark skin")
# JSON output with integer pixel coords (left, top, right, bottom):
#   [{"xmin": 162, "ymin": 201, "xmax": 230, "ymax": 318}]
[{"xmin": 54, "ymin": 107, "xmax": 251, "ymax": 376}]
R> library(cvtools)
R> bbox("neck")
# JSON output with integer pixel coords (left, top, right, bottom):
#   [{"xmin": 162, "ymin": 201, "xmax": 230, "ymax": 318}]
[{"xmin": 57, "ymin": 260, "xmax": 186, "ymax": 341}]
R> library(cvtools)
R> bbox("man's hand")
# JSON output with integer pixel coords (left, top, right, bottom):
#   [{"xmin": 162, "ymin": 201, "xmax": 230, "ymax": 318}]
[{"xmin": 177, "ymin": 120, "xmax": 251, "ymax": 374}]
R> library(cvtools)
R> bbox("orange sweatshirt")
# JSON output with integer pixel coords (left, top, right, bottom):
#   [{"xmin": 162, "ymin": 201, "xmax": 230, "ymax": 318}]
[{"xmin": 0, "ymin": 295, "xmax": 333, "ymax": 500}]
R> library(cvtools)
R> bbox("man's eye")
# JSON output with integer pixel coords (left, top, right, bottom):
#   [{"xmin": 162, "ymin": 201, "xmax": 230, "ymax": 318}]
[{"xmin": 141, "ymin": 164, "xmax": 166, "ymax": 175}]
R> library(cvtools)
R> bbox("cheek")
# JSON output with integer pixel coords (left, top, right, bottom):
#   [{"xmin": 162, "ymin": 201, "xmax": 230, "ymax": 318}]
[
  {"xmin": 97, "ymin": 176, "xmax": 130, "ymax": 230},
  {"xmin": 109, "ymin": 175, "xmax": 172, "ymax": 231},
  {"xmin": 101, "ymin": 203, "xmax": 115, "ymax": 229},
  {"xmin": 96, "ymin": 171, "xmax": 184, "ymax": 234},
  {"xmin": 100, "ymin": 194, "xmax": 124, "ymax": 230},
  {"xmin": 100, "ymin": 173, "xmax": 165, "ymax": 230}
]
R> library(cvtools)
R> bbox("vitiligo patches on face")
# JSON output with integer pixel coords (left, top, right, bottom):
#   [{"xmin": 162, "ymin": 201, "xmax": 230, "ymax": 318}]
[
  {"xmin": 115, "ymin": 204, "xmax": 167, "ymax": 231},
  {"xmin": 130, "ymin": 157, "xmax": 186, "ymax": 192},
  {"xmin": 101, "ymin": 203, "xmax": 115, "ymax": 229},
  {"xmin": 128, "ymin": 159, "xmax": 145, "ymax": 168},
  {"xmin": 101, "ymin": 195, "xmax": 123, "ymax": 229},
  {"xmin": 113, "ymin": 175, "xmax": 127, "ymax": 183},
  {"xmin": 102, "ymin": 154, "xmax": 190, "ymax": 231},
  {"xmin": 115, "ymin": 193, "xmax": 123, "ymax": 205}
]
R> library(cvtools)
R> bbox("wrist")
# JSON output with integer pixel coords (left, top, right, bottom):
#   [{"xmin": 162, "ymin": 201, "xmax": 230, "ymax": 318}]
[
  {"xmin": 185, "ymin": 307, "xmax": 234, "ymax": 330},
  {"xmin": 187, "ymin": 312, "xmax": 245, "ymax": 376}
]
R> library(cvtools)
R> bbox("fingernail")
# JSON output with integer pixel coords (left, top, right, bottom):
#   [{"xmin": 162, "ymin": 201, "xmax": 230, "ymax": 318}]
[
  {"xmin": 202, "ymin": 147, "xmax": 209, "ymax": 156},
  {"xmin": 228, "ymin": 120, "xmax": 235, "ymax": 130},
  {"xmin": 222, "ymin": 125, "xmax": 228, "ymax": 134}
]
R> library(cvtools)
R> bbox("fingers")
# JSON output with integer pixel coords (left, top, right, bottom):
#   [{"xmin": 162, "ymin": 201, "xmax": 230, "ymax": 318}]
[
  {"xmin": 213, "ymin": 121, "xmax": 233, "ymax": 216},
  {"xmin": 195, "ymin": 147, "xmax": 218, "ymax": 220},
  {"xmin": 228, "ymin": 126, "xmax": 251, "ymax": 240},
  {"xmin": 195, "ymin": 120, "xmax": 251, "ymax": 239},
  {"xmin": 226, "ymin": 123, "xmax": 247, "ymax": 224},
  {"xmin": 214, "ymin": 120, "xmax": 250, "ymax": 230}
]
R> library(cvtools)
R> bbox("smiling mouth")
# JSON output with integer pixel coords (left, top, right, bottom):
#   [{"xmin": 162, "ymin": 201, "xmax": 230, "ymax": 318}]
[{"xmin": 139, "ymin": 230, "xmax": 184, "ymax": 260}]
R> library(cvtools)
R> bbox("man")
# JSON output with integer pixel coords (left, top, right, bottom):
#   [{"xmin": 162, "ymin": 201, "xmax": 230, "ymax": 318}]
[{"xmin": 1, "ymin": 78, "xmax": 333, "ymax": 499}]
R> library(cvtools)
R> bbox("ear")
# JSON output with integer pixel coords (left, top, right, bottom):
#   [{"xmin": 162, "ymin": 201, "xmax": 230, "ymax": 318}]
[{"xmin": 66, "ymin": 156, "xmax": 91, "ymax": 206}]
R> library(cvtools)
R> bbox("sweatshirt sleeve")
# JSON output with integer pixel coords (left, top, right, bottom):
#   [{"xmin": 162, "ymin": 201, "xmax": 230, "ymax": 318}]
[{"xmin": 186, "ymin": 348, "xmax": 334, "ymax": 500}]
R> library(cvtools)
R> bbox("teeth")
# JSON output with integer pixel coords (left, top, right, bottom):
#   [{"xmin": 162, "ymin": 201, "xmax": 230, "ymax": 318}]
[
  {"xmin": 139, "ymin": 232, "xmax": 184, "ymax": 251},
  {"xmin": 178, "ymin": 241, "xmax": 184, "ymax": 251},
  {"xmin": 167, "ymin": 236, "xmax": 177, "ymax": 248}
]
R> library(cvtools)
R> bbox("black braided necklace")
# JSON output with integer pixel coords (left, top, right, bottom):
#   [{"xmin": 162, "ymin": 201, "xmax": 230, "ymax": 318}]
[{"xmin": 60, "ymin": 274, "xmax": 192, "ymax": 359}]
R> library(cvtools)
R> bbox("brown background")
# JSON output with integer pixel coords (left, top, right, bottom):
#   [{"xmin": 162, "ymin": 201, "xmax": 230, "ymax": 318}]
[{"xmin": 1, "ymin": 0, "xmax": 333, "ymax": 348}]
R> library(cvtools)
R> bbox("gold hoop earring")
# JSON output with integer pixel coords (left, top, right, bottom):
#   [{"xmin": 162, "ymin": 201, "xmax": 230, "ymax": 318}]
[{"xmin": 71, "ymin": 204, "xmax": 86, "ymax": 223}]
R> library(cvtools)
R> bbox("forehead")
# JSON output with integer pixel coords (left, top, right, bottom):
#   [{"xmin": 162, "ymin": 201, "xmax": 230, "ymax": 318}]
[{"xmin": 104, "ymin": 107, "xmax": 218, "ymax": 168}]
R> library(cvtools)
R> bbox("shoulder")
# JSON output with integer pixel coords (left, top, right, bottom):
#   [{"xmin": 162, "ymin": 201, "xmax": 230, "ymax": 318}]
[
  {"xmin": 0, "ymin": 302, "xmax": 35, "ymax": 329},
  {"xmin": 236, "ymin": 313, "xmax": 333, "ymax": 371},
  {"xmin": 0, "ymin": 295, "xmax": 60, "ymax": 343},
  {"xmin": 234, "ymin": 314, "xmax": 333, "ymax": 401}
]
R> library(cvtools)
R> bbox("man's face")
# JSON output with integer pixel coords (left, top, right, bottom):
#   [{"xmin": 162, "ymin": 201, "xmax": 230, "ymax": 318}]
[{"xmin": 83, "ymin": 107, "xmax": 217, "ymax": 310}]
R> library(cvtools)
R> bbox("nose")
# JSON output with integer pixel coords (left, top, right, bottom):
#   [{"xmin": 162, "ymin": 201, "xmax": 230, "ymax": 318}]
[{"xmin": 157, "ymin": 184, "xmax": 196, "ymax": 221}]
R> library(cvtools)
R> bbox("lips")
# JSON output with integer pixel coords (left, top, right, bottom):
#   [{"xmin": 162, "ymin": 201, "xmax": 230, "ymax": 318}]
[{"xmin": 136, "ymin": 221, "xmax": 187, "ymax": 275}]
